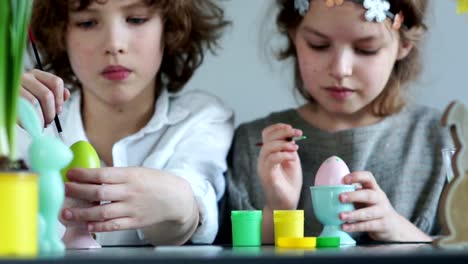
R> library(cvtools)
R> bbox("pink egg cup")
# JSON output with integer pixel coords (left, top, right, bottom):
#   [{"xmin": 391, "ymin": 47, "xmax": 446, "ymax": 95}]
[{"xmin": 61, "ymin": 197, "xmax": 101, "ymax": 249}]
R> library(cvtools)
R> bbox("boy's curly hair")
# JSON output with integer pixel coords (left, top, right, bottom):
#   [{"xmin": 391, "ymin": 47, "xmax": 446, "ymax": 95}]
[
  {"xmin": 276, "ymin": 0, "xmax": 428, "ymax": 116},
  {"xmin": 30, "ymin": 0, "xmax": 229, "ymax": 93}
]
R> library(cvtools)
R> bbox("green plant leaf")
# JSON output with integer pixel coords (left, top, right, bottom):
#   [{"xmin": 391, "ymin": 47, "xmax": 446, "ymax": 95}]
[
  {"xmin": 0, "ymin": 0, "xmax": 33, "ymax": 160},
  {"xmin": 0, "ymin": 0, "xmax": 11, "ymax": 156},
  {"xmin": 7, "ymin": 0, "xmax": 33, "ymax": 160}
]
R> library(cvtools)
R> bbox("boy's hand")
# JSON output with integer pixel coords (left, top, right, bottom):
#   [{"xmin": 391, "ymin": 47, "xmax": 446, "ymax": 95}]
[
  {"xmin": 339, "ymin": 171, "xmax": 431, "ymax": 242},
  {"xmin": 258, "ymin": 123, "xmax": 303, "ymax": 210},
  {"xmin": 21, "ymin": 69, "xmax": 70, "ymax": 127},
  {"xmin": 61, "ymin": 167, "xmax": 198, "ymax": 233}
]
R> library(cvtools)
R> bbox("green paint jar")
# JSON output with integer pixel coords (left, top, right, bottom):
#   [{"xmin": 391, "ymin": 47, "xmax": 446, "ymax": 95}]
[{"xmin": 231, "ymin": 210, "xmax": 262, "ymax": 247}]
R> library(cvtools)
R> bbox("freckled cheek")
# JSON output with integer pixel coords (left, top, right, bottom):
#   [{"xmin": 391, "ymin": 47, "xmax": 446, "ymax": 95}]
[
  {"xmin": 356, "ymin": 60, "xmax": 392, "ymax": 92},
  {"xmin": 298, "ymin": 62, "xmax": 322, "ymax": 93}
]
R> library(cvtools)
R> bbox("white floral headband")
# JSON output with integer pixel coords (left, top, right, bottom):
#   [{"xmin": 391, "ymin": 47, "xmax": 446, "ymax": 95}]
[{"xmin": 294, "ymin": 0, "xmax": 405, "ymax": 29}]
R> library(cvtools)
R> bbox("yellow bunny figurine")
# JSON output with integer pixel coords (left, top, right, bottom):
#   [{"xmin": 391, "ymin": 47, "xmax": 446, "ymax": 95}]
[{"xmin": 436, "ymin": 101, "xmax": 468, "ymax": 249}]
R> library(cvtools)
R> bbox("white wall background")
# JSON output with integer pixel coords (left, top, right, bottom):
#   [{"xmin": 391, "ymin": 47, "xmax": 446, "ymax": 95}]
[{"xmin": 187, "ymin": 0, "xmax": 468, "ymax": 126}]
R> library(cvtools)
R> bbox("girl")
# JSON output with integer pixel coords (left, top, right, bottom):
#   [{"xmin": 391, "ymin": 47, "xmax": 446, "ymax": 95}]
[
  {"xmin": 19, "ymin": 0, "xmax": 233, "ymax": 246},
  {"xmin": 226, "ymin": 0, "xmax": 452, "ymax": 243}
]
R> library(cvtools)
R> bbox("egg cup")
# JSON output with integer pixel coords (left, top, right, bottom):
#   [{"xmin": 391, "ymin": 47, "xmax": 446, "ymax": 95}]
[
  {"xmin": 61, "ymin": 197, "xmax": 101, "ymax": 249},
  {"xmin": 310, "ymin": 185, "xmax": 356, "ymax": 246},
  {"xmin": 61, "ymin": 141, "xmax": 101, "ymax": 249}
]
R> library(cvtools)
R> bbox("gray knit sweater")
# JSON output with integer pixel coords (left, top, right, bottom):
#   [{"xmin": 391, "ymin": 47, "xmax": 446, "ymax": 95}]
[{"xmin": 225, "ymin": 104, "xmax": 452, "ymax": 241}]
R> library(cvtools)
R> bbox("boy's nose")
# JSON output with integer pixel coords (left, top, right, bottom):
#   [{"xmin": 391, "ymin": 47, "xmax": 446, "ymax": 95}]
[
  {"xmin": 106, "ymin": 46, "xmax": 125, "ymax": 55},
  {"xmin": 103, "ymin": 24, "xmax": 128, "ymax": 55},
  {"xmin": 329, "ymin": 50, "xmax": 353, "ymax": 80}
]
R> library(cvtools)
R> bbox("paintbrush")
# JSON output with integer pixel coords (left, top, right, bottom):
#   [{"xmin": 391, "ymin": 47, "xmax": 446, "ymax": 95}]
[
  {"xmin": 28, "ymin": 28, "xmax": 64, "ymax": 141},
  {"xmin": 256, "ymin": 136, "xmax": 307, "ymax": 147}
]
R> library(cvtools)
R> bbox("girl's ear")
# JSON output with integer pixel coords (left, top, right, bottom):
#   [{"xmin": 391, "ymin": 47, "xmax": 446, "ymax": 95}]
[
  {"xmin": 396, "ymin": 40, "xmax": 413, "ymax": 60},
  {"xmin": 288, "ymin": 28, "xmax": 297, "ymax": 45}
]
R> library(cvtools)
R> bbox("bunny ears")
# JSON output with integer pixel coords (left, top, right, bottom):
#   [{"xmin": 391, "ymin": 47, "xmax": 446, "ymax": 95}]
[
  {"xmin": 459, "ymin": 0, "xmax": 468, "ymax": 14},
  {"xmin": 294, "ymin": 0, "xmax": 405, "ymax": 29},
  {"xmin": 18, "ymin": 98, "xmax": 42, "ymax": 139}
]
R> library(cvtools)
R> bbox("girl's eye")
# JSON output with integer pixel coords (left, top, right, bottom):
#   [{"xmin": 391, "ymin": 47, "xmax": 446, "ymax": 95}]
[
  {"xmin": 355, "ymin": 48, "xmax": 380, "ymax": 56},
  {"xmin": 76, "ymin": 20, "xmax": 97, "ymax": 29},
  {"xmin": 308, "ymin": 43, "xmax": 330, "ymax": 51},
  {"xmin": 127, "ymin": 17, "xmax": 148, "ymax": 24}
]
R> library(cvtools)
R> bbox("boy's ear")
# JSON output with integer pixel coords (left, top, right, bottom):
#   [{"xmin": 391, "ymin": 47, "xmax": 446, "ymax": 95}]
[{"xmin": 397, "ymin": 40, "xmax": 413, "ymax": 60}]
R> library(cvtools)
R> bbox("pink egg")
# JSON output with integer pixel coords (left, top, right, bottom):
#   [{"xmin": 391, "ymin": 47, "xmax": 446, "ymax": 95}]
[{"xmin": 314, "ymin": 156, "xmax": 350, "ymax": 186}]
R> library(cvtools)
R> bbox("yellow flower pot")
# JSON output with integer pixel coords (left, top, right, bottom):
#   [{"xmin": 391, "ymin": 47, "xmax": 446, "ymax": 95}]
[{"xmin": 0, "ymin": 172, "xmax": 38, "ymax": 257}]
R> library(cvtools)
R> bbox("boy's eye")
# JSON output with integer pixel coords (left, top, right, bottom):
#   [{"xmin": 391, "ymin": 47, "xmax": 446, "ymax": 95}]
[
  {"xmin": 126, "ymin": 17, "xmax": 148, "ymax": 24},
  {"xmin": 76, "ymin": 20, "xmax": 97, "ymax": 29}
]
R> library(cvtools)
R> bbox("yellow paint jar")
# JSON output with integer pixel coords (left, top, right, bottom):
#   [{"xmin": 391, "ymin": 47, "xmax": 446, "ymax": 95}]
[
  {"xmin": 0, "ymin": 172, "xmax": 38, "ymax": 257},
  {"xmin": 277, "ymin": 237, "xmax": 316, "ymax": 249},
  {"xmin": 273, "ymin": 210, "xmax": 304, "ymax": 246}
]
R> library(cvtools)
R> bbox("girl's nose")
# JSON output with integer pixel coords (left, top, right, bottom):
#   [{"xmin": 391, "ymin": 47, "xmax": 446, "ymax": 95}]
[{"xmin": 329, "ymin": 49, "xmax": 353, "ymax": 80}]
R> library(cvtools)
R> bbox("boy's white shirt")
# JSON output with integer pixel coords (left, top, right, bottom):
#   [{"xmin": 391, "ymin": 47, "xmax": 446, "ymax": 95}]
[{"xmin": 17, "ymin": 88, "xmax": 234, "ymax": 245}]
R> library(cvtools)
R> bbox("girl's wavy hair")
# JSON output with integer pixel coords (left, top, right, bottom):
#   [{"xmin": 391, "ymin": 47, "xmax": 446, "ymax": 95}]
[
  {"xmin": 276, "ymin": 0, "xmax": 428, "ymax": 116},
  {"xmin": 30, "ymin": 0, "xmax": 229, "ymax": 93}
]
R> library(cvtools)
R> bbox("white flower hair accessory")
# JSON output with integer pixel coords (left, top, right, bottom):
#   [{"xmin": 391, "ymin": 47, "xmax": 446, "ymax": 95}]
[
  {"xmin": 363, "ymin": 0, "xmax": 391, "ymax": 23},
  {"xmin": 294, "ymin": 0, "xmax": 310, "ymax": 16},
  {"xmin": 293, "ymin": 0, "xmax": 405, "ymax": 28},
  {"xmin": 293, "ymin": 0, "xmax": 401, "ymax": 27}
]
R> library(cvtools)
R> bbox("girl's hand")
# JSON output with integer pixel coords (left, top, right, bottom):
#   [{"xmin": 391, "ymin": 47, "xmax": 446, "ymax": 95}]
[
  {"xmin": 20, "ymin": 69, "xmax": 70, "ymax": 127},
  {"xmin": 61, "ymin": 167, "xmax": 198, "ymax": 233},
  {"xmin": 258, "ymin": 123, "xmax": 303, "ymax": 210},
  {"xmin": 339, "ymin": 171, "xmax": 431, "ymax": 242}
]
